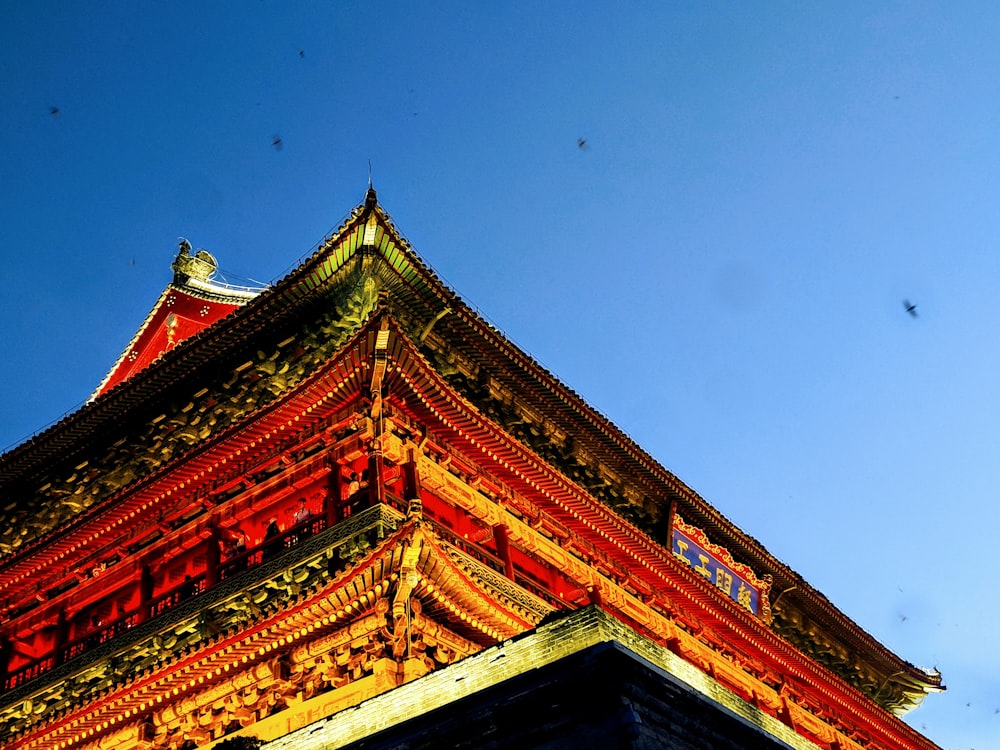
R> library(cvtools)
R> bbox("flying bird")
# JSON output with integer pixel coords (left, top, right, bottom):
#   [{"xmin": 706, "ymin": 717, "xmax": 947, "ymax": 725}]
[
  {"xmin": 298, "ymin": 49, "xmax": 305, "ymax": 58},
  {"xmin": 577, "ymin": 137, "xmax": 588, "ymax": 150},
  {"xmin": 49, "ymin": 106, "xmax": 60, "ymax": 117},
  {"xmin": 272, "ymin": 135, "xmax": 283, "ymax": 150},
  {"xmin": 903, "ymin": 300, "xmax": 918, "ymax": 318}
]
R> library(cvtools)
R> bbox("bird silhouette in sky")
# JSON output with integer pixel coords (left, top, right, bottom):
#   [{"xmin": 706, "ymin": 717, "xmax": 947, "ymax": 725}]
[
  {"xmin": 272, "ymin": 135, "xmax": 283, "ymax": 150},
  {"xmin": 577, "ymin": 137, "xmax": 588, "ymax": 150},
  {"xmin": 298, "ymin": 49, "xmax": 305, "ymax": 58},
  {"xmin": 903, "ymin": 300, "xmax": 918, "ymax": 318},
  {"xmin": 49, "ymin": 106, "xmax": 60, "ymax": 117}
]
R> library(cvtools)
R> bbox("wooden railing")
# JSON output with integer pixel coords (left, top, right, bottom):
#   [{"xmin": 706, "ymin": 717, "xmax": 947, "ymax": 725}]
[
  {"xmin": 218, "ymin": 514, "xmax": 328, "ymax": 580},
  {"xmin": 2, "ymin": 655, "xmax": 55, "ymax": 691},
  {"xmin": 2, "ymin": 512, "xmax": 334, "ymax": 691},
  {"xmin": 1, "ymin": 491, "xmax": 519, "ymax": 692}
]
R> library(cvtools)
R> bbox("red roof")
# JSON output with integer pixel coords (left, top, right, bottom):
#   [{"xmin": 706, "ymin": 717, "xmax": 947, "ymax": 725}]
[{"xmin": 93, "ymin": 243, "xmax": 260, "ymax": 397}]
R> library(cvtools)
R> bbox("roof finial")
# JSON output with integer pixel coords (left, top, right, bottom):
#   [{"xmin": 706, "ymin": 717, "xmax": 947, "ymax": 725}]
[{"xmin": 365, "ymin": 161, "xmax": 377, "ymax": 210}]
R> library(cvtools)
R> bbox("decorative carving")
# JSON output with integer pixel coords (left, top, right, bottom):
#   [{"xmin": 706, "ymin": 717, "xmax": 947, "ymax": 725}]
[
  {"xmin": 768, "ymin": 599, "xmax": 909, "ymax": 708},
  {"xmin": 0, "ymin": 267, "xmax": 382, "ymax": 561},
  {"xmin": 441, "ymin": 543, "xmax": 551, "ymax": 623},
  {"xmin": 0, "ymin": 197, "xmax": 941, "ymax": 750},
  {"xmin": 0, "ymin": 507, "xmax": 404, "ymax": 742}
]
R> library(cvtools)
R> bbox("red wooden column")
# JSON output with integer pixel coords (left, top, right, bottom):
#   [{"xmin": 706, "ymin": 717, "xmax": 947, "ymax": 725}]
[
  {"xmin": 403, "ymin": 448, "xmax": 423, "ymax": 517},
  {"xmin": 366, "ymin": 450, "xmax": 386, "ymax": 509},
  {"xmin": 0, "ymin": 634, "xmax": 11, "ymax": 688},
  {"xmin": 205, "ymin": 525, "xmax": 221, "ymax": 587},
  {"xmin": 53, "ymin": 608, "xmax": 68, "ymax": 666},
  {"xmin": 136, "ymin": 565, "xmax": 155, "ymax": 624},
  {"xmin": 493, "ymin": 524, "xmax": 515, "ymax": 581},
  {"xmin": 324, "ymin": 460, "xmax": 343, "ymax": 527}
]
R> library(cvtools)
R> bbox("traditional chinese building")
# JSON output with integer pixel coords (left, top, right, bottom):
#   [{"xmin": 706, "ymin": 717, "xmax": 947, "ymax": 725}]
[{"xmin": 0, "ymin": 190, "xmax": 943, "ymax": 749}]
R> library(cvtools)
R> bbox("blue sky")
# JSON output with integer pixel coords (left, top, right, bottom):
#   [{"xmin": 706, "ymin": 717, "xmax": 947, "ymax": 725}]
[{"xmin": 2, "ymin": 3, "xmax": 999, "ymax": 747}]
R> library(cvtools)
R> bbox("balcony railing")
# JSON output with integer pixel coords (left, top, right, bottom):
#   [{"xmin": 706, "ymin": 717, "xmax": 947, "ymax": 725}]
[
  {"xmin": 1, "ymin": 491, "xmax": 519, "ymax": 692},
  {"xmin": 0, "ymin": 496, "xmax": 399, "ymax": 692}
]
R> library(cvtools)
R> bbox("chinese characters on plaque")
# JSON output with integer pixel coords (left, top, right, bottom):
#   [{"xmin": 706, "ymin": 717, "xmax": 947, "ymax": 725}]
[{"xmin": 671, "ymin": 526, "xmax": 760, "ymax": 615}]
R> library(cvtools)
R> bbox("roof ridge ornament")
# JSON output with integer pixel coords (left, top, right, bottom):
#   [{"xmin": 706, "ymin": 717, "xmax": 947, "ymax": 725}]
[
  {"xmin": 364, "ymin": 161, "xmax": 377, "ymax": 214},
  {"xmin": 172, "ymin": 238, "xmax": 219, "ymax": 286}
]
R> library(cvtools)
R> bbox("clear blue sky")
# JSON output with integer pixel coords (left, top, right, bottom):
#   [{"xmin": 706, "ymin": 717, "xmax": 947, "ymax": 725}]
[{"xmin": 2, "ymin": 3, "xmax": 998, "ymax": 747}]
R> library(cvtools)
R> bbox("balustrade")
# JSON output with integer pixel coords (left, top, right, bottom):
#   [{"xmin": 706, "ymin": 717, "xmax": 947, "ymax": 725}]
[
  {"xmin": 1, "ymin": 490, "xmax": 510, "ymax": 693},
  {"xmin": 2, "ymin": 655, "xmax": 54, "ymax": 691},
  {"xmin": 1, "ymin": 512, "xmax": 328, "ymax": 691}
]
